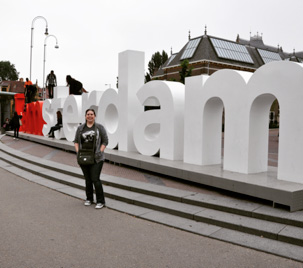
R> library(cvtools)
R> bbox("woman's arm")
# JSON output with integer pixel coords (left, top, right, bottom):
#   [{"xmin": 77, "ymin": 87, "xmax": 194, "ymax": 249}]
[
  {"xmin": 74, "ymin": 143, "xmax": 79, "ymax": 153},
  {"xmin": 73, "ymin": 125, "xmax": 82, "ymax": 151}
]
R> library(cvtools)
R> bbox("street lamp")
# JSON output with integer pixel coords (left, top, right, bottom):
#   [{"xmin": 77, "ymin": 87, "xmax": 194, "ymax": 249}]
[
  {"xmin": 30, "ymin": 16, "xmax": 48, "ymax": 81},
  {"xmin": 43, "ymin": 35, "xmax": 59, "ymax": 100}
]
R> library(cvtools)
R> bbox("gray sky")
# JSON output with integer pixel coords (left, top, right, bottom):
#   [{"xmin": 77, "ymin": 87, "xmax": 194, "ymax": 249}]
[{"xmin": 1, "ymin": 0, "xmax": 302, "ymax": 91}]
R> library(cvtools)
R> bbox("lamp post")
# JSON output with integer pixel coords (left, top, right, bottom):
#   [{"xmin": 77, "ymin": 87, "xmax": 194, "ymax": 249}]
[
  {"xmin": 43, "ymin": 35, "xmax": 59, "ymax": 100},
  {"xmin": 30, "ymin": 16, "xmax": 48, "ymax": 81}
]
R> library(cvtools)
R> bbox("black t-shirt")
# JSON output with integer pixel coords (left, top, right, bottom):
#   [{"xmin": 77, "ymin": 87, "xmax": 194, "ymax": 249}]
[
  {"xmin": 70, "ymin": 79, "xmax": 83, "ymax": 95},
  {"xmin": 80, "ymin": 125, "xmax": 96, "ymax": 150}
]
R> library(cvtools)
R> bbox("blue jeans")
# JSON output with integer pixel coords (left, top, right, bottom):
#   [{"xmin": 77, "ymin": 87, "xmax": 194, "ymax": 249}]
[{"xmin": 80, "ymin": 161, "xmax": 105, "ymax": 204}]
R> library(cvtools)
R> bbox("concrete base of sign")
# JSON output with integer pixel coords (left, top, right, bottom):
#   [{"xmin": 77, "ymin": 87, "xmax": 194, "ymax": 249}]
[
  {"xmin": 106, "ymin": 149, "xmax": 303, "ymax": 212},
  {"xmin": 5, "ymin": 131, "xmax": 303, "ymax": 212}
]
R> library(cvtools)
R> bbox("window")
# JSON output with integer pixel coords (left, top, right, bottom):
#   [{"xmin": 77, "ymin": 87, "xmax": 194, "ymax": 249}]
[
  {"xmin": 210, "ymin": 38, "xmax": 254, "ymax": 64},
  {"xmin": 257, "ymin": 49, "xmax": 282, "ymax": 64},
  {"xmin": 166, "ymin": 54, "xmax": 176, "ymax": 66},
  {"xmin": 180, "ymin": 38, "xmax": 201, "ymax": 60}
]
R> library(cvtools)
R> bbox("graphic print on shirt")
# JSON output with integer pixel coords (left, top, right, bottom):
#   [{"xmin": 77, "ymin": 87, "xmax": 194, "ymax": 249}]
[{"xmin": 81, "ymin": 130, "xmax": 96, "ymax": 150}]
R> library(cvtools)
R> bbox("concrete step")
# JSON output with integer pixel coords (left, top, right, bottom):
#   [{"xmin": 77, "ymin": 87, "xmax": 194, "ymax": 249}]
[
  {"xmin": 2, "ymin": 143, "xmax": 303, "ymax": 230},
  {"xmin": 1, "ymin": 157, "xmax": 303, "ymax": 262},
  {"xmin": 0, "ymin": 144, "xmax": 303, "ymax": 232},
  {"xmin": 102, "ymin": 175, "xmax": 303, "ymax": 228},
  {"xmin": 4, "ymin": 131, "xmax": 303, "ymax": 212},
  {"xmin": 103, "ymin": 185, "xmax": 303, "ymax": 247},
  {"xmin": 106, "ymin": 199, "xmax": 303, "ymax": 262},
  {"xmin": 1, "ymin": 148, "xmax": 303, "ymax": 248}
]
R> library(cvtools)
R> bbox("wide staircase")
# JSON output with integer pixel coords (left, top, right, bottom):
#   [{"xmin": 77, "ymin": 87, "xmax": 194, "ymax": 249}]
[{"xmin": 0, "ymin": 141, "xmax": 303, "ymax": 262}]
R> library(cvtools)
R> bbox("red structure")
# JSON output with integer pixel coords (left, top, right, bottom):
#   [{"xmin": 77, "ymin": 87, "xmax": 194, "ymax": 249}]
[
  {"xmin": 14, "ymin": 94, "xmax": 45, "ymax": 135},
  {"xmin": 14, "ymin": 94, "xmax": 25, "ymax": 132}
]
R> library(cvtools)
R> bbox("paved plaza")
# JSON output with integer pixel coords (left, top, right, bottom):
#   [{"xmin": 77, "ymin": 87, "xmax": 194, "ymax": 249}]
[{"xmin": 1, "ymin": 130, "xmax": 303, "ymax": 267}]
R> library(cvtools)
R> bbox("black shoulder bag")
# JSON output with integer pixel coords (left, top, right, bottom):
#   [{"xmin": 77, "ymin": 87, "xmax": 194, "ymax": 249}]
[{"xmin": 77, "ymin": 125, "xmax": 96, "ymax": 165}]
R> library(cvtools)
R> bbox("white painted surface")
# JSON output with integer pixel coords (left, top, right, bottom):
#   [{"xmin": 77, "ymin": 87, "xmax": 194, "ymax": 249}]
[{"xmin": 43, "ymin": 51, "xmax": 303, "ymax": 184}]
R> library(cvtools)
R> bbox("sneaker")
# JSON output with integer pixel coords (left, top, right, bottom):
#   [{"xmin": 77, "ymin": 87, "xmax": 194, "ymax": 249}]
[
  {"xmin": 84, "ymin": 200, "xmax": 92, "ymax": 206},
  {"xmin": 95, "ymin": 203, "xmax": 105, "ymax": 209},
  {"xmin": 13, "ymin": 138, "xmax": 16, "ymax": 140}
]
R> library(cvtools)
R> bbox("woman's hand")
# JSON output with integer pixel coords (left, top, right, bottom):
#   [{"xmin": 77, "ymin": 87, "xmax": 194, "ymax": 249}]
[{"xmin": 100, "ymin": 144, "xmax": 106, "ymax": 153}]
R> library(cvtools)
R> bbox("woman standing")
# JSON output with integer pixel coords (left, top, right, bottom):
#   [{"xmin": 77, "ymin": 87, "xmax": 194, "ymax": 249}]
[
  {"xmin": 74, "ymin": 109, "xmax": 108, "ymax": 209},
  {"xmin": 11, "ymin": 112, "xmax": 21, "ymax": 140}
]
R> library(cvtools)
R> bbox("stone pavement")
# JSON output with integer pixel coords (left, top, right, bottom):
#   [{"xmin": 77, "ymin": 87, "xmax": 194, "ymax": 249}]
[
  {"xmin": 1, "ymin": 158, "xmax": 302, "ymax": 267},
  {"xmin": 1, "ymin": 131, "xmax": 303, "ymax": 267}
]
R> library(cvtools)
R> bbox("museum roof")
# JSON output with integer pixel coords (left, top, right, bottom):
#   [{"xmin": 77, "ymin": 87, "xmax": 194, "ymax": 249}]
[{"xmin": 154, "ymin": 31, "xmax": 303, "ymax": 78}]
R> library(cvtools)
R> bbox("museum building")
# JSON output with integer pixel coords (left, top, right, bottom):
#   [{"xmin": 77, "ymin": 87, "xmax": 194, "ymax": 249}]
[
  {"xmin": 153, "ymin": 27, "xmax": 303, "ymax": 81},
  {"xmin": 153, "ymin": 28, "xmax": 303, "ymax": 125}
]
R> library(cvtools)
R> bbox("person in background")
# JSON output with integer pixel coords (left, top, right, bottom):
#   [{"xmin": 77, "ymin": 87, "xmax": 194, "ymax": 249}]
[
  {"xmin": 66, "ymin": 75, "xmax": 88, "ymax": 95},
  {"xmin": 47, "ymin": 111, "xmax": 62, "ymax": 138},
  {"xmin": 2, "ymin": 118, "xmax": 10, "ymax": 131},
  {"xmin": 46, "ymin": 70, "xmax": 57, "ymax": 99},
  {"xmin": 24, "ymin": 78, "xmax": 32, "ymax": 88},
  {"xmin": 24, "ymin": 78, "xmax": 33, "ymax": 103},
  {"xmin": 74, "ymin": 109, "xmax": 108, "ymax": 209},
  {"xmin": 11, "ymin": 112, "xmax": 22, "ymax": 140}
]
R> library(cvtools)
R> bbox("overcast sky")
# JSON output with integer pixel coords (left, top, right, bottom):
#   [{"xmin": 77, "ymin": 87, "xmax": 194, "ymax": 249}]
[{"xmin": 1, "ymin": 0, "xmax": 302, "ymax": 91}]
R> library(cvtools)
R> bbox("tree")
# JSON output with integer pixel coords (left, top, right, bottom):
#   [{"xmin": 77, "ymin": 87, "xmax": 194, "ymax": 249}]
[
  {"xmin": 145, "ymin": 72, "xmax": 151, "ymax": 83},
  {"xmin": 145, "ymin": 50, "xmax": 168, "ymax": 82},
  {"xmin": 179, "ymin": 60, "xmax": 192, "ymax": 84},
  {"xmin": 0, "ymin": 61, "xmax": 19, "ymax": 81}
]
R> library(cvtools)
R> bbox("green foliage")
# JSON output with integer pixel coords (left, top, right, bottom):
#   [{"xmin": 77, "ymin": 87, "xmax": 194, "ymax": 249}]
[
  {"xmin": 161, "ymin": 50, "xmax": 168, "ymax": 66},
  {"xmin": 0, "ymin": 61, "xmax": 19, "ymax": 81},
  {"xmin": 145, "ymin": 72, "xmax": 151, "ymax": 83},
  {"xmin": 269, "ymin": 121, "xmax": 279, "ymax": 129},
  {"xmin": 179, "ymin": 60, "xmax": 192, "ymax": 84},
  {"xmin": 148, "ymin": 51, "xmax": 162, "ymax": 76},
  {"xmin": 145, "ymin": 50, "xmax": 168, "ymax": 82}
]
